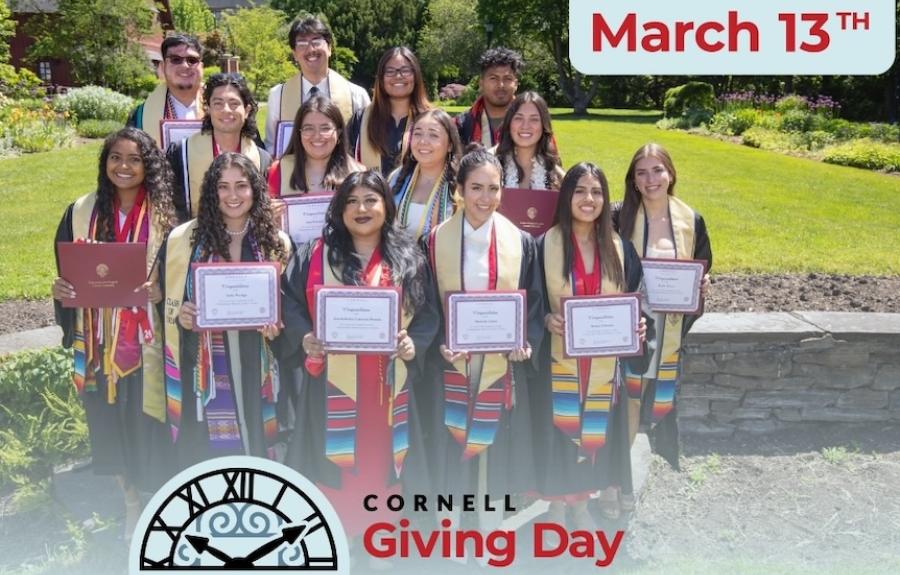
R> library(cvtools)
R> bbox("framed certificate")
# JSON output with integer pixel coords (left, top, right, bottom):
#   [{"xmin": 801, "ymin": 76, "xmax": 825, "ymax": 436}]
[
  {"xmin": 192, "ymin": 262, "xmax": 281, "ymax": 330},
  {"xmin": 642, "ymin": 258, "xmax": 707, "ymax": 313},
  {"xmin": 281, "ymin": 193, "xmax": 333, "ymax": 244},
  {"xmin": 274, "ymin": 121, "xmax": 294, "ymax": 158},
  {"xmin": 498, "ymin": 188, "xmax": 559, "ymax": 237},
  {"xmin": 445, "ymin": 290, "xmax": 526, "ymax": 353},
  {"xmin": 562, "ymin": 294, "xmax": 642, "ymax": 358},
  {"xmin": 314, "ymin": 286, "xmax": 400, "ymax": 353},
  {"xmin": 159, "ymin": 119, "xmax": 203, "ymax": 149},
  {"xmin": 57, "ymin": 242, "xmax": 148, "ymax": 308}
]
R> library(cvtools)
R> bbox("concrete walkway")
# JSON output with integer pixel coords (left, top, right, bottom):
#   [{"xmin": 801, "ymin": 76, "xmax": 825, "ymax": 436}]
[{"xmin": 0, "ymin": 325, "xmax": 61, "ymax": 356}]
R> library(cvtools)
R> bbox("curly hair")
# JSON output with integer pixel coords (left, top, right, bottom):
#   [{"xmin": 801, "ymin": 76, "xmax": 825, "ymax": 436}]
[
  {"xmin": 619, "ymin": 143, "xmax": 678, "ymax": 240},
  {"xmin": 368, "ymin": 47, "xmax": 432, "ymax": 157},
  {"xmin": 192, "ymin": 153, "xmax": 287, "ymax": 265},
  {"xmin": 552, "ymin": 162, "xmax": 624, "ymax": 288},
  {"xmin": 200, "ymin": 73, "xmax": 260, "ymax": 141},
  {"xmin": 495, "ymin": 91, "xmax": 562, "ymax": 189},
  {"xmin": 94, "ymin": 127, "xmax": 177, "ymax": 242},
  {"xmin": 323, "ymin": 171, "xmax": 427, "ymax": 313},
  {"xmin": 479, "ymin": 46, "xmax": 524, "ymax": 76},
  {"xmin": 282, "ymin": 95, "xmax": 353, "ymax": 193},
  {"xmin": 392, "ymin": 108, "xmax": 462, "ymax": 195}
]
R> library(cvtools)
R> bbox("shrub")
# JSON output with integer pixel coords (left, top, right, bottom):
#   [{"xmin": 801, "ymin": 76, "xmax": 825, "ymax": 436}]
[
  {"xmin": 823, "ymin": 140, "xmax": 900, "ymax": 172},
  {"xmin": 0, "ymin": 64, "xmax": 44, "ymax": 100},
  {"xmin": 741, "ymin": 126, "xmax": 799, "ymax": 151},
  {"xmin": 709, "ymin": 108, "xmax": 759, "ymax": 136},
  {"xmin": 76, "ymin": 119, "xmax": 123, "ymax": 139},
  {"xmin": 0, "ymin": 104, "xmax": 76, "ymax": 153},
  {"xmin": 779, "ymin": 109, "xmax": 821, "ymax": 133},
  {"xmin": 800, "ymin": 130, "xmax": 836, "ymax": 151},
  {"xmin": 774, "ymin": 94, "xmax": 809, "ymax": 113},
  {"xmin": 203, "ymin": 66, "xmax": 221, "ymax": 81},
  {"xmin": 663, "ymin": 81, "xmax": 715, "ymax": 119},
  {"xmin": 125, "ymin": 74, "xmax": 161, "ymax": 100},
  {"xmin": 53, "ymin": 85, "xmax": 135, "ymax": 123}
]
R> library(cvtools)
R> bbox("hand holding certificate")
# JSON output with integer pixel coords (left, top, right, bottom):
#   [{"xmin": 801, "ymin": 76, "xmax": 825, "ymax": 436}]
[
  {"xmin": 57, "ymin": 242, "xmax": 148, "ymax": 308},
  {"xmin": 314, "ymin": 286, "xmax": 401, "ymax": 353},
  {"xmin": 562, "ymin": 294, "xmax": 642, "ymax": 358},
  {"xmin": 192, "ymin": 262, "xmax": 281, "ymax": 330},
  {"xmin": 642, "ymin": 258, "xmax": 707, "ymax": 313},
  {"xmin": 444, "ymin": 291, "xmax": 526, "ymax": 354},
  {"xmin": 497, "ymin": 188, "xmax": 559, "ymax": 237},
  {"xmin": 281, "ymin": 193, "xmax": 333, "ymax": 245}
]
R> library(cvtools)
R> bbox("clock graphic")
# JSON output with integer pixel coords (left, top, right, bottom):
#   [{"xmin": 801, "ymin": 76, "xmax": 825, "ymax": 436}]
[{"xmin": 130, "ymin": 456, "xmax": 350, "ymax": 574}]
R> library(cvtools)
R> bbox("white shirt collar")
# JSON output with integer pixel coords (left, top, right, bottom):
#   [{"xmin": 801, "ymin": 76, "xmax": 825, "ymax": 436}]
[
  {"xmin": 168, "ymin": 93, "xmax": 198, "ymax": 120},
  {"xmin": 301, "ymin": 76, "xmax": 329, "ymax": 99},
  {"xmin": 463, "ymin": 214, "xmax": 493, "ymax": 244}
]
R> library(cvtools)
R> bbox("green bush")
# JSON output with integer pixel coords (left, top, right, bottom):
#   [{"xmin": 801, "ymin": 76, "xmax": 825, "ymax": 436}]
[
  {"xmin": 774, "ymin": 94, "xmax": 810, "ymax": 113},
  {"xmin": 126, "ymin": 74, "xmax": 161, "ymax": 100},
  {"xmin": 779, "ymin": 109, "xmax": 823, "ymax": 133},
  {"xmin": 0, "ymin": 103, "xmax": 76, "ymax": 153},
  {"xmin": 709, "ymin": 108, "xmax": 759, "ymax": 136},
  {"xmin": 53, "ymin": 86, "xmax": 135, "ymax": 123},
  {"xmin": 203, "ymin": 66, "xmax": 221, "ymax": 81},
  {"xmin": 823, "ymin": 140, "xmax": 900, "ymax": 172},
  {"xmin": 76, "ymin": 119, "xmax": 123, "ymax": 139},
  {"xmin": 800, "ymin": 130, "xmax": 836, "ymax": 151},
  {"xmin": 741, "ymin": 126, "xmax": 800, "ymax": 151},
  {"xmin": 0, "ymin": 347, "xmax": 87, "ymax": 490},
  {"xmin": 822, "ymin": 118, "xmax": 859, "ymax": 140},
  {"xmin": 663, "ymin": 81, "xmax": 715, "ymax": 119},
  {"xmin": 0, "ymin": 64, "xmax": 44, "ymax": 100}
]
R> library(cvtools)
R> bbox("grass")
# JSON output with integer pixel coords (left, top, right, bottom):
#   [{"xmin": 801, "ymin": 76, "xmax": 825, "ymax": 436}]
[{"xmin": 1, "ymin": 107, "xmax": 899, "ymax": 301}]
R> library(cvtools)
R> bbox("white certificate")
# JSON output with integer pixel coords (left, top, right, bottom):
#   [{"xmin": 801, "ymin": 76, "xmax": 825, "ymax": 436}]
[
  {"xmin": 445, "ymin": 290, "xmax": 525, "ymax": 353},
  {"xmin": 193, "ymin": 262, "xmax": 281, "ymax": 330},
  {"xmin": 281, "ymin": 193, "xmax": 333, "ymax": 245},
  {"xmin": 315, "ymin": 286, "xmax": 400, "ymax": 353},
  {"xmin": 642, "ymin": 258, "xmax": 706, "ymax": 313},
  {"xmin": 562, "ymin": 294, "xmax": 642, "ymax": 358},
  {"xmin": 274, "ymin": 121, "xmax": 294, "ymax": 159},
  {"xmin": 160, "ymin": 119, "xmax": 203, "ymax": 149}
]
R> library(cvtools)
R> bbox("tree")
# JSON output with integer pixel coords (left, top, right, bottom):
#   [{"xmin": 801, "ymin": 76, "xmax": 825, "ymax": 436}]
[
  {"xmin": 271, "ymin": 0, "xmax": 425, "ymax": 87},
  {"xmin": 417, "ymin": 0, "xmax": 484, "ymax": 88},
  {"xmin": 0, "ymin": 0, "xmax": 14, "ymax": 64},
  {"xmin": 26, "ymin": 0, "xmax": 154, "ymax": 93},
  {"xmin": 171, "ymin": 0, "xmax": 215, "ymax": 36},
  {"xmin": 222, "ymin": 6, "xmax": 296, "ymax": 99},
  {"xmin": 478, "ymin": 0, "xmax": 599, "ymax": 115}
]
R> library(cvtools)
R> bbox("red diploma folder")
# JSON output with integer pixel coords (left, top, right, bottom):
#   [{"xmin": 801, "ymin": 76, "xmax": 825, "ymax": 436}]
[
  {"xmin": 498, "ymin": 188, "xmax": 559, "ymax": 237},
  {"xmin": 57, "ymin": 242, "xmax": 148, "ymax": 308}
]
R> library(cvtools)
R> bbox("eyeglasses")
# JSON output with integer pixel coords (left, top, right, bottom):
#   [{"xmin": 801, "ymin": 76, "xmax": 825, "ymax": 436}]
[
  {"xmin": 295, "ymin": 37, "xmax": 327, "ymax": 50},
  {"xmin": 210, "ymin": 99, "xmax": 245, "ymax": 111},
  {"xmin": 384, "ymin": 66, "xmax": 414, "ymax": 79},
  {"xmin": 300, "ymin": 125, "xmax": 337, "ymax": 137},
  {"xmin": 166, "ymin": 55, "xmax": 201, "ymax": 67}
]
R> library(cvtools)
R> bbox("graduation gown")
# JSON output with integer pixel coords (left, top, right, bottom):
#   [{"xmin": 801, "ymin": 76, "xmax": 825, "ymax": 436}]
[
  {"xmin": 53, "ymin": 196, "xmax": 172, "ymax": 492},
  {"xmin": 422, "ymin": 211, "xmax": 545, "ymax": 498},
  {"xmin": 347, "ymin": 106, "xmax": 412, "ymax": 175},
  {"xmin": 279, "ymin": 240, "xmax": 438, "ymax": 536},
  {"xmin": 612, "ymin": 198, "xmax": 712, "ymax": 468},
  {"xmin": 158, "ymin": 222, "xmax": 291, "ymax": 471},
  {"xmin": 534, "ymin": 227, "xmax": 650, "ymax": 498}
]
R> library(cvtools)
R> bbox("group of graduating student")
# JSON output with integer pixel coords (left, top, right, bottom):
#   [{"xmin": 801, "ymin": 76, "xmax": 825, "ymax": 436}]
[{"xmin": 51, "ymin": 16, "xmax": 712, "ymax": 548}]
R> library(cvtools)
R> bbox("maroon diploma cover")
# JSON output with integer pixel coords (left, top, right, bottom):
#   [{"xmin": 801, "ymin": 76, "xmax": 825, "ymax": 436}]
[
  {"xmin": 498, "ymin": 188, "xmax": 558, "ymax": 236},
  {"xmin": 57, "ymin": 242, "xmax": 148, "ymax": 308}
]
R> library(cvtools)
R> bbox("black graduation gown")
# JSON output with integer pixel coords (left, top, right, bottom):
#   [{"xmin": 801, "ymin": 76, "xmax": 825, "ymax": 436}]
[
  {"xmin": 278, "ymin": 241, "xmax": 439, "ymax": 495},
  {"xmin": 611, "ymin": 202, "xmax": 713, "ymax": 468},
  {"xmin": 53, "ymin": 203, "xmax": 173, "ymax": 492},
  {"xmin": 420, "ymin": 227, "xmax": 546, "ymax": 498},
  {"xmin": 157, "ymin": 233, "xmax": 281, "ymax": 471},
  {"xmin": 533, "ymin": 235, "xmax": 651, "ymax": 498},
  {"xmin": 347, "ymin": 108, "xmax": 409, "ymax": 175},
  {"xmin": 165, "ymin": 139, "xmax": 273, "ymax": 223}
]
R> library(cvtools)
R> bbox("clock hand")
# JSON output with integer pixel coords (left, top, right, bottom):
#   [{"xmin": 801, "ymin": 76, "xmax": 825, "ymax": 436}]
[
  {"xmin": 239, "ymin": 524, "xmax": 308, "ymax": 565},
  {"xmin": 185, "ymin": 534, "xmax": 236, "ymax": 564}
]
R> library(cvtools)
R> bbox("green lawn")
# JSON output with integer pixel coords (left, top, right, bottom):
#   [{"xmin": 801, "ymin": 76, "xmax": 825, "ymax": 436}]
[{"xmin": 1, "ymin": 109, "xmax": 899, "ymax": 301}]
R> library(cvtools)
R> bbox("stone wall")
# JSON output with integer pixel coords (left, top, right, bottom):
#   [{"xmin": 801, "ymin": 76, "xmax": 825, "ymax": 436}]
[{"xmin": 678, "ymin": 312, "xmax": 900, "ymax": 435}]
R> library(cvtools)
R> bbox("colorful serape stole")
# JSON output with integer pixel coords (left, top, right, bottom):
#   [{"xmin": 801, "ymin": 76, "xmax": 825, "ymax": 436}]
[
  {"xmin": 651, "ymin": 351, "xmax": 680, "ymax": 422},
  {"xmin": 325, "ymin": 383, "xmax": 357, "ymax": 470},
  {"xmin": 390, "ymin": 362, "xmax": 410, "ymax": 477},
  {"xmin": 394, "ymin": 164, "xmax": 454, "ymax": 238}
]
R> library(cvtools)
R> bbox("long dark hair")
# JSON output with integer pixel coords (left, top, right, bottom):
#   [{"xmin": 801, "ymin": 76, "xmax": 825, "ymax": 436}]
[
  {"xmin": 392, "ymin": 108, "xmax": 462, "ymax": 194},
  {"xmin": 193, "ymin": 153, "xmax": 287, "ymax": 264},
  {"xmin": 619, "ymin": 143, "xmax": 678, "ymax": 240},
  {"xmin": 95, "ymin": 127, "xmax": 177, "ymax": 241},
  {"xmin": 553, "ymin": 162, "xmax": 623, "ymax": 288},
  {"xmin": 200, "ymin": 73, "xmax": 260, "ymax": 141},
  {"xmin": 323, "ymin": 170, "xmax": 427, "ymax": 312},
  {"xmin": 495, "ymin": 91, "xmax": 561, "ymax": 189},
  {"xmin": 282, "ymin": 95, "xmax": 353, "ymax": 193},
  {"xmin": 367, "ymin": 47, "xmax": 431, "ymax": 157}
]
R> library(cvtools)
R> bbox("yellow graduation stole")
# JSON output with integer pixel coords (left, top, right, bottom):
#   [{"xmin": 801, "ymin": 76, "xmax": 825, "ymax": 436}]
[
  {"xmin": 626, "ymin": 196, "xmax": 696, "ymax": 421},
  {"xmin": 183, "ymin": 133, "xmax": 262, "ymax": 218},
  {"xmin": 430, "ymin": 210, "xmax": 523, "ymax": 460},
  {"xmin": 140, "ymin": 84, "xmax": 204, "ymax": 148},
  {"xmin": 543, "ymin": 226, "xmax": 624, "ymax": 459},
  {"xmin": 280, "ymin": 70, "xmax": 354, "ymax": 124},
  {"xmin": 71, "ymin": 192, "xmax": 166, "ymax": 422},
  {"xmin": 275, "ymin": 154, "xmax": 299, "ymax": 196},
  {"xmin": 162, "ymin": 222, "xmax": 291, "ymax": 437},
  {"xmin": 357, "ymin": 105, "xmax": 413, "ymax": 173}
]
